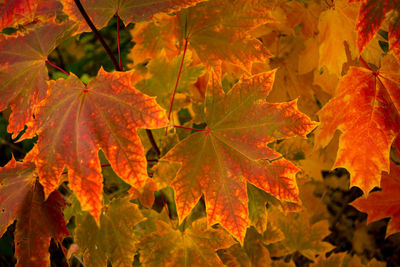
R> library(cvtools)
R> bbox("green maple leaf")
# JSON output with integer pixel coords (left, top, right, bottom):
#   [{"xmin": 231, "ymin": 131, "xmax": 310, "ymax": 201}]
[
  {"xmin": 136, "ymin": 50, "xmax": 205, "ymax": 110},
  {"xmin": 137, "ymin": 212, "xmax": 235, "ymax": 267},
  {"xmin": 162, "ymin": 69, "xmax": 317, "ymax": 242},
  {"xmin": 75, "ymin": 198, "xmax": 144, "ymax": 267},
  {"xmin": 269, "ymin": 209, "xmax": 334, "ymax": 260}
]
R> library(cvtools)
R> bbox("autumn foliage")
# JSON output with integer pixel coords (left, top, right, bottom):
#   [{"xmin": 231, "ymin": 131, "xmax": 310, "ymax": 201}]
[{"xmin": 0, "ymin": 0, "xmax": 399, "ymax": 266}]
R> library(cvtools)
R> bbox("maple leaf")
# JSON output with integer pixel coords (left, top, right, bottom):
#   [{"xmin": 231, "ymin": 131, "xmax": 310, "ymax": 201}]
[
  {"xmin": 268, "ymin": 209, "xmax": 334, "ymax": 260},
  {"xmin": 318, "ymin": 0, "xmax": 359, "ymax": 75},
  {"xmin": 218, "ymin": 228, "xmax": 272, "ymax": 267},
  {"xmin": 179, "ymin": 0, "xmax": 274, "ymax": 70},
  {"xmin": 75, "ymin": 198, "xmax": 144, "ymax": 267},
  {"xmin": 30, "ymin": 68, "xmax": 168, "ymax": 221},
  {"xmin": 136, "ymin": 50, "xmax": 205, "ymax": 110},
  {"xmin": 389, "ymin": 14, "xmax": 400, "ymax": 61},
  {"xmin": 310, "ymin": 253, "xmax": 346, "ymax": 267},
  {"xmin": 162, "ymin": 70, "xmax": 317, "ymax": 241},
  {"xmin": 243, "ymin": 228, "xmax": 272, "ymax": 266},
  {"xmin": 355, "ymin": 0, "xmax": 400, "ymax": 60},
  {"xmin": 61, "ymin": 0, "xmax": 206, "ymax": 33},
  {"xmin": 247, "ymin": 182, "xmax": 302, "ymax": 235},
  {"xmin": 259, "ymin": 38, "xmax": 325, "ymax": 119},
  {"xmin": 0, "ymin": 21, "xmax": 76, "ymax": 138},
  {"xmin": 313, "ymin": 66, "xmax": 340, "ymax": 95},
  {"xmin": 128, "ymin": 13, "xmax": 180, "ymax": 64},
  {"xmin": 0, "ymin": 157, "xmax": 69, "ymax": 266},
  {"xmin": 251, "ymin": 27, "xmax": 330, "ymax": 119},
  {"xmin": 316, "ymin": 54, "xmax": 400, "ymax": 194},
  {"xmin": 128, "ymin": 179, "xmax": 158, "ymax": 208},
  {"xmin": 285, "ymin": 0, "xmax": 322, "ymax": 38},
  {"xmin": 351, "ymin": 162, "xmax": 400, "ymax": 237},
  {"xmin": 0, "ymin": 0, "xmax": 62, "ymax": 30},
  {"xmin": 0, "ymin": 0, "xmax": 37, "ymax": 30},
  {"xmin": 276, "ymin": 134, "xmax": 339, "ymax": 181},
  {"xmin": 311, "ymin": 252, "xmax": 386, "ymax": 267},
  {"xmin": 342, "ymin": 254, "xmax": 386, "ymax": 267},
  {"xmin": 138, "ymin": 216, "xmax": 235, "ymax": 266},
  {"xmin": 247, "ymin": 184, "xmax": 270, "ymax": 234},
  {"xmin": 0, "ymin": 157, "xmax": 36, "ymax": 237},
  {"xmin": 360, "ymin": 27, "xmax": 389, "ymax": 67},
  {"xmin": 218, "ymin": 243, "xmax": 253, "ymax": 267},
  {"xmin": 130, "ymin": 0, "xmax": 273, "ymax": 71}
]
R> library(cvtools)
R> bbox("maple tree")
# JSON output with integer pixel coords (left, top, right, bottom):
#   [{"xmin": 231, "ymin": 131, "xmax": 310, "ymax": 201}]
[{"xmin": 0, "ymin": 0, "xmax": 400, "ymax": 266}]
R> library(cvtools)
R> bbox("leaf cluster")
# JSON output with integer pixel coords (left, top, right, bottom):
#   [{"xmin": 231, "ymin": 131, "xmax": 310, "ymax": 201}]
[{"xmin": 0, "ymin": 0, "xmax": 400, "ymax": 266}]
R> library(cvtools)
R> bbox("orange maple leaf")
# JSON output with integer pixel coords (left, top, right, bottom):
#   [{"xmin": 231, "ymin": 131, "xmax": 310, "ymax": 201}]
[
  {"xmin": 0, "ymin": 0, "xmax": 62, "ymax": 30},
  {"xmin": 129, "ymin": 0, "xmax": 273, "ymax": 70},
  {"xmin": 29, "ymin": 68, "xmax": 168, "ymax": 222},
  {"xmin": 163, "ymin": 70, "xmax": 317, "ymax": 242},
  {"xmin": 352, "ymin": 162, "xmax": 400, "ymax": 237},
  {"xmin": 0, "ymin": 0, "xmax": 37, "ymax": 29},
  {"xmin": 0, "ymin": 21, "xmax": 76, "ymax": 138},
  {"xmin": 316, "ymin": 54, "xmax": 400, "ymax": 194}
]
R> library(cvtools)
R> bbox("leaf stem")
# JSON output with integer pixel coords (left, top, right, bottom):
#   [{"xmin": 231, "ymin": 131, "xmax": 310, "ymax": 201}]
[
  {"xmin": 46, "ymin": 59, "xmax": 69, "ymax": 76},
  {"xmin": 73, "ymin": 0, "xmax": 122, "ymax": 72},
  {"xmin": 359, "ymin": 56, "xmax": 372, "ymax": 71},
  {"xmin": 116, "ymin": 14, "xmax": 122, "ymax": 70},
  {"xmin": 172, "ymin": 125, "xmax": 206, "ymax": 132},
  {"xmin": 168, "ymin": 38, "xmax": 189, "ymax": 120},
  {"xmin": 160, "ymin": 192, "xmax": 173, "ymax": 222}
]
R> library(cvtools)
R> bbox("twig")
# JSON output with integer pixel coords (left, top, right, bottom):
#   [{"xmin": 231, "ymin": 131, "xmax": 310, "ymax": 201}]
[
  {"xmin": 146, "ymin": 129, "xmax": 161, "ymax": 157},
  {"xmin": 73, "ymin": 0, "xmax": 122, "ymax": 71}
]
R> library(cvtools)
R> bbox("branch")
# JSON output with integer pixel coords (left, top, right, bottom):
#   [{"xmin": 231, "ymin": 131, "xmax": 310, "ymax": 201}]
[
  {"xmin": 73, "ymin": 0, "xmax": 122, "ymax": 71},
  {"xmin": 146, "ymin": 129, "xmax": 161, "ymax": 157}
]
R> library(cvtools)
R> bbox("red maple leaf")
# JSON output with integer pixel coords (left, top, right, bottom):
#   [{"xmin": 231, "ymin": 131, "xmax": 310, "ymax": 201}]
[
  {"xmin": 352, "ymin": 162, "xmax": 400, "ymax": 237},
  {"xmin": 29, "ymin": 68, "xmax": 168, "ymax": 221},
  {"xmin": 355, "ymin": 0, "xmax": 400, "ymax": 61},
  {"xmin": 0, "ymin": 156, "xmax": 69, "ymax": 266},
  {"xmin": 0, "ymin": 21, "xmax": 76, "ymax": 137}
]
